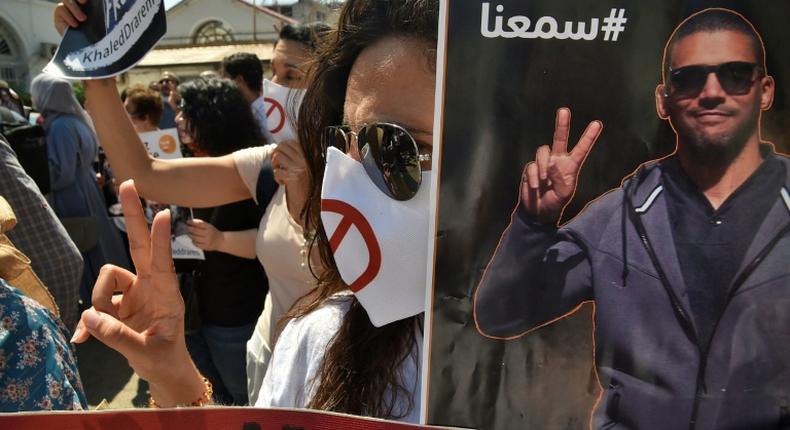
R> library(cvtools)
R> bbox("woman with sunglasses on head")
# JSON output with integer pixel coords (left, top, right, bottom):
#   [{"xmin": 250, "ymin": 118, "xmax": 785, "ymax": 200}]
[
  {"xmin": 57, "ymin": 0, "xmax": 438, "ymax": 420},
  {"xmin": 261, "ymin": 0, "xmax": 437, "ymax": 420}
]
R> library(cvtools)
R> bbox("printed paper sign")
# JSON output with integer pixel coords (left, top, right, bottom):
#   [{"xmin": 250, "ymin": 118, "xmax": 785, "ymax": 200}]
[
  {"xmin": 139, "ymin": 128, "xmax": 182, "ymax": 159},
  {"xmin": 262, "ymin": 79, "xmax": 304, "ymax": 142},
  {"xmin": 112, "ymin": 204, "xmax": 204, "ymax": 261},
  {"xmin": 44, "ymin": 0, "xmax": 166, "ymax": 79},
  {"xmin": 167, "ymin": 205, "xmax": 203, "ymax": 260}
]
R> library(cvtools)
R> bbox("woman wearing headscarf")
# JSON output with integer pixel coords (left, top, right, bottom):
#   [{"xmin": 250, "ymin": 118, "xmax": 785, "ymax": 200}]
[{"xmin": 30, "ymin": 73, "xmax": 129, "ymax": 304}]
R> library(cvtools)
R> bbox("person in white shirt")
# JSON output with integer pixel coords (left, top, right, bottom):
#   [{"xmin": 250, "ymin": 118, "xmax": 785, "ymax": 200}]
[{"xmin": 221, "ymin": 52, "xmax": 273, "ymax": 144}]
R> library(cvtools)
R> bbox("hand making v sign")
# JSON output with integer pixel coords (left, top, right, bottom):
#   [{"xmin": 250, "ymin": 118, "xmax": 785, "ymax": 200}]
[
  {"xmin": 71, "ymin": 180, "xmax": 207, "ymax": 407},
  {"xmin": 521, "ymin": 107, "xmax": 603, "ymax": 225}
]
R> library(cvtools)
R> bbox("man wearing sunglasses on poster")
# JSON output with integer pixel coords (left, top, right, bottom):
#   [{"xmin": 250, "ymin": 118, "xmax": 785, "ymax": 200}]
[{"xmin": 475, "ymin": 8, "xmax": 789, "ymax": 429}]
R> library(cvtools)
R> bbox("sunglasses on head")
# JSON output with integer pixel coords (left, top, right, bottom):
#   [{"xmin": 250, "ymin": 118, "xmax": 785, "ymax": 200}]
[
  {"xmin": 667, "ymin": 61, "xmax": 762, "ymax": 98},
  {"xmin": 324, "ymin": 122, "xmax": 431, "ymax": 201}
]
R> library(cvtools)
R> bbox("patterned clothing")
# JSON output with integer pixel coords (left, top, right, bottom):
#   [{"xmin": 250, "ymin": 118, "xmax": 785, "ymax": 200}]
[
  {"xmin": 0, "ymin": 278, "xmax": 86, "ymax": 411},
  {"xmin": 0, "ymin": 136, "xmax": 83, "ymax": 329}
]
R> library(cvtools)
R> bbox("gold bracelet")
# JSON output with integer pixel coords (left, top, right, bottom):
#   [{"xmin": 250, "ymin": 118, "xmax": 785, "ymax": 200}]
[{"xmin": 148, "ymin": 377, "xmax": 213, "ymax": 408}]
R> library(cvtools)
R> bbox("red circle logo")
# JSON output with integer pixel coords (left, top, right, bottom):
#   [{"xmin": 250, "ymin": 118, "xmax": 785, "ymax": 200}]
[{"xmin": 321, "ymin": 199, "xmax": 382, "ymax": 292}]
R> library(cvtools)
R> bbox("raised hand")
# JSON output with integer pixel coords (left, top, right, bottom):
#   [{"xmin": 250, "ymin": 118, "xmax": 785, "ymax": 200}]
[
  {"xmin": 521, "ymin": 108, "xmax": 602, "ymax": 225},
  {"xmin": 54, "ymin": 0, "xmax": 88, "ymax": 36},
  {"xmin": 271, "ymin": 139, "xmax": 310, "ymax": 226},
  {"xmin": 71, "ymin": 180, "xmax": 206, "ymax": 407}
]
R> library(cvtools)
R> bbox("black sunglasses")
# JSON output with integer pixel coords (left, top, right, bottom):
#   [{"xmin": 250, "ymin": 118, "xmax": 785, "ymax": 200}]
[
  {"xmin": 324, "ymin": 123, "xmax": 431, "ymax": 201},
  {"xmin": 667, "ymin": 61, "xmax": 762, "ymax": 98}
]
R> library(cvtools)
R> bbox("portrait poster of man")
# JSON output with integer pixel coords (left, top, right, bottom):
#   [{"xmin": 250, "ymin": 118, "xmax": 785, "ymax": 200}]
[{"xmin": 425, "ymin": 1, "xmax": 790, "ymax": 429}]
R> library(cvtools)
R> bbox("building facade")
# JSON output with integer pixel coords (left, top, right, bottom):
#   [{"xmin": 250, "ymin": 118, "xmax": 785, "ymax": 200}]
[
  {"xmin": 0, "ymin": 0, "xmax": 60, "ymax": 94},
  {"xmin": 123, "ymin": 0, "xmax": 330, "ymax": 88},
  {"xmin": 0, "ymin": 0, "xmax": 339, "ymax": 93}
]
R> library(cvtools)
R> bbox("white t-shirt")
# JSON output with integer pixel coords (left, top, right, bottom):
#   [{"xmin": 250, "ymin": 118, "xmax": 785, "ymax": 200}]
[
  {"xmin": 256, "ymin": 293, "xmax": 422, "ymax": 424},
  {"xmin": 233, "ymin": 145, "xmax": 318, "ymax": 404}
]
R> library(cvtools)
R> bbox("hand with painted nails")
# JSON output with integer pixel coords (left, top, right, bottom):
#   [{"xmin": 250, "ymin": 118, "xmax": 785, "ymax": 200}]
[
  {"xmin": 520, "ymin": 107, "xmax": 602, "ymax": 225},
  {"xmin": 70, "ymin": 179, "xmax": 207, "ymax": 407},
  {"xmin": 54, "ymin": 0, "xmax": 88, "ymax": 36}
]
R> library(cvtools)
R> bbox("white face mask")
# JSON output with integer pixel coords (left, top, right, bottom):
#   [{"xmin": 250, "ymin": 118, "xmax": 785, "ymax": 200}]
[
  {"xmin": 262, "ymin": 78, "xmax": 305, "ymax": 143},
  {"xmin": 320, "ymin": 147, "xmax": 430, "ymax": 327}
]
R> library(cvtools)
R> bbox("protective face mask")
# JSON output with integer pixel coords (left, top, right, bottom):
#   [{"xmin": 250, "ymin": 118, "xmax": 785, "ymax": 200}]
[
  {"xmin": 320, "ymin": 147, "xmax": 431, "ymax": 327},
  {"xmin": 262, "ymin": 78, "xmax": 305, "ymax": 143}
]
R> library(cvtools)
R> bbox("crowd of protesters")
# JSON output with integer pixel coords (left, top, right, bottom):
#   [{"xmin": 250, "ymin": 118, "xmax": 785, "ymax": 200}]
[{"xmin": 0, "ymin": 0, "xmax": 437, "ymax": 422}]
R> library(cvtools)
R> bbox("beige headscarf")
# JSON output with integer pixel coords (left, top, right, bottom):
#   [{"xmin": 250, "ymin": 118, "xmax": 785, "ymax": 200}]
[{"xmin": 0, "ymin": 197, "xmax": 60, "ymax": 316}]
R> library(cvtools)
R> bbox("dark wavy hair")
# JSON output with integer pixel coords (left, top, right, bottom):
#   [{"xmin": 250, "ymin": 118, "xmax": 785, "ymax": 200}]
[
  {"xmin": 178, "ymin": 78, "xmax": 263, "ymax": 156},
  {"xmin": 284, "ymin": 0, "xmax": 438, "ymax": 419}
]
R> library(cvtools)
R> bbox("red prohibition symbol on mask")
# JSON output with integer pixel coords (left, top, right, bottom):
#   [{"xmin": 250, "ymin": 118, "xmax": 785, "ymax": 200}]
[
  {"xmin": 264, "ymin": 97, "xmax": 286, "ymax": 134},
  {"xmin": 321, "ymin": 199, "xmax": 382, "ymax": 292}
]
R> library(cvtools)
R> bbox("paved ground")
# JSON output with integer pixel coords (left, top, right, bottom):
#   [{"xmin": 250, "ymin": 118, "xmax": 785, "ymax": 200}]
[{"xmin": 75, "ymin": 337, "xmax": 146, "ymax": 409}]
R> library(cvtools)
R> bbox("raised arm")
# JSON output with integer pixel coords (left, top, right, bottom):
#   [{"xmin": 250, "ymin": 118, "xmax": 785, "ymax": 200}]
[
  {"xmin": 83, "ymin": 79, "xmax": 251, "ymax": 208},
  {"xmin": 520, "ymin": 108, "xmax": 601, "ymax": 225},
  {"xmin": 55, "ymin": 2, "xmax": 250, "ymax": 208},
  {"xmin": 474, "ymin": 108, "xmax": 601, "ymax": 338}
]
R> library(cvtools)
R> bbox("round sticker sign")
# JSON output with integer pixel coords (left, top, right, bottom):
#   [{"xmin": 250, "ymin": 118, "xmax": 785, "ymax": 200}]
[{"xmin": 158, "ymin": 134, "xmax": 177, "ymax": 154}]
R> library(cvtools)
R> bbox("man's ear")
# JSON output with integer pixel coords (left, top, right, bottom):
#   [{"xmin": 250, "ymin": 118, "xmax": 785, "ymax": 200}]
[
  {"xmin": 233, "ymin": 76, "xmax": 248, "ymax": 91},
  {"xmin": 655, "ymin": 84, "xmax": 669, "ymax": 120},
  {"xmin": 760, "ymin": 75, "xmax": 775, "ymax": 111}
]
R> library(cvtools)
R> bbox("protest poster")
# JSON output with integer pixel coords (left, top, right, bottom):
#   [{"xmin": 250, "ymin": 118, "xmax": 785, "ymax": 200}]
[
  {"xmin": 169, "ymin": 206, "xmax": 204, "ymax": 260},
  {"xmin": 44, "ymin": 0, "xmax": 166, "ymax": 79},
  {"xmin": 139, "ymin": 129, "xmax": 200, "ymax": 259},
  {"xmin": 139, "ymin": 128, "xmax": 182, "ymax": 160},
  {"xmin": 111, "ymin": 128, "xmax": 200, "ymax": 259},
  {"xmin": 425, "ymin": 1, "xmax": 790, "ymax": 429},
  {"xmin": 111, "ymin": 203, "xmax": 204, "ymax": 261}
]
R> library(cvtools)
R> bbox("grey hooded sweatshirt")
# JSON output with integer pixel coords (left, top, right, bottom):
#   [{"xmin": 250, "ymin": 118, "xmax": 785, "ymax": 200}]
[{"xmin": 475, "ymin": 151, "xmax": 790, "ymax": 430}]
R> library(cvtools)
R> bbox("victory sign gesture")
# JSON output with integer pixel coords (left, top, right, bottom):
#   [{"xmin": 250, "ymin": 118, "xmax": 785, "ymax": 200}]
[
  {"xmin": 521, "ymin": 108, "xmax": 602, "ymax": 224},
  {"xmin": 71, "ymin": 180, "xmax": 207, "ymax": 407}
]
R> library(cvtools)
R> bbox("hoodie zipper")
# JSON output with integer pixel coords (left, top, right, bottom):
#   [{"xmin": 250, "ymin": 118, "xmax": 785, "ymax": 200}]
[{"xmin": 626, "ymin": 181, "xmax": 790, "ymax": 430}]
